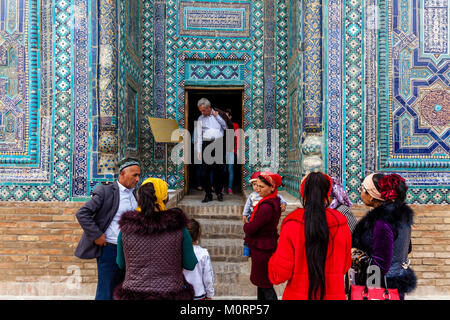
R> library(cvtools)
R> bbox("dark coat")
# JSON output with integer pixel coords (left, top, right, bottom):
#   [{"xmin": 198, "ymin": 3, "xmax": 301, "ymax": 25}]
[
  {"xmin": 113, "ymin": 208, "xmax": 194, "ymax": 300},
  {"xmin": 243, "ymin": 197, "xmax": 281, "ymax": 288},
  {"xmin": 74, "ymin": 182, "xmax": 121, "ymax": 259}
]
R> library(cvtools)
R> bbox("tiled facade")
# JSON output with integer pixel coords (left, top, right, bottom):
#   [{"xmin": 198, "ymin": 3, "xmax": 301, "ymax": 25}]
[{"xmin": 0, "ymin": 0, "xmax": 448, "ymax": 204}]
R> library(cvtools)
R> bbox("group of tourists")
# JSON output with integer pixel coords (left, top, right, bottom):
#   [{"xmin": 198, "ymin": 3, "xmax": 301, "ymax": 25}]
[
  {"xmin": 73, "ymin": 97, "xmax": 416, "ymax": 300},
  {"xmin": 74, "ymin": 155, "xmax": 417, "ymax": 300}
]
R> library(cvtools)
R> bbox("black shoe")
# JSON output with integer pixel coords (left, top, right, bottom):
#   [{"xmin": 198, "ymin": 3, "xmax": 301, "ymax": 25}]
[
  {"xmin": 217, "ymin": 193, "xmax": 223, "ymax": 202},
  {"xmin": 202, "ymin": 194, "xmax": 213, "ymax": 203}
]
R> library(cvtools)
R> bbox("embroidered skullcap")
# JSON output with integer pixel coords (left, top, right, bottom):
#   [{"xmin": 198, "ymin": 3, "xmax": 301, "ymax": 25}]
[{"xmin": 119, "ymin": 157, "xmax": 140, "ymax": 173}]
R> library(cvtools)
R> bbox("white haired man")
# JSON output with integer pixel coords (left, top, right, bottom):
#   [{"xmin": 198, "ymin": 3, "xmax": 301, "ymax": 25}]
[{"xmin": 195, "ymin": 98, "xmax": 233, "ymax": 203}]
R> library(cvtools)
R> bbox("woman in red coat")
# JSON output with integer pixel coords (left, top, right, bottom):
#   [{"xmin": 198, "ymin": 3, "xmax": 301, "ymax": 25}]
[
  {"xmin": 243, "ymin": 172, "xmax": 282, "ymax": 300},
  {"xmin": 268, "ymin": 172, "xmax": 352, "ymax": 300}
]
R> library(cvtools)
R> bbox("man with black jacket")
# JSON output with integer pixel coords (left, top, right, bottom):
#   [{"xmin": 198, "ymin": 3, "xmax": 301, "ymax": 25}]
[
  {"xmin": 74, "ymin": 157, "xmax": 141, "ymax": 300},
  {"xmin": 195, "ymin": 98, "xmax": 233, "ymax": 203}
]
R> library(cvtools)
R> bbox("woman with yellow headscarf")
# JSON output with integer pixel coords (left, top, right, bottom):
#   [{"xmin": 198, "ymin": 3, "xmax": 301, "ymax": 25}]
[
  {"xmin": 114, "ymin": 178, "xmax": 198, "ymax": 300},
  {"xmin": 137, "ymin": 177, "xmax": 169, "ymax": 211}
]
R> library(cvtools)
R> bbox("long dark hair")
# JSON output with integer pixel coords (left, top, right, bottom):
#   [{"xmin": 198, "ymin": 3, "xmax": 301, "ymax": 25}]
[
  {"xmin": 137, "ymin": 182, "xmax": 158, "ymax": 217},
  {"xmin": 301, "ymin": 172, "xmax": 331, "ymax": 300}
]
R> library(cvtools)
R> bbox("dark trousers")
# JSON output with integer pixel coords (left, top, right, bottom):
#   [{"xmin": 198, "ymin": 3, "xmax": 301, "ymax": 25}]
[
  {"xmin": 194, "ymin": 164, "xmax": 202, "ymax": 188},
  {"xmin": 201, "ymin": 140, "xmax": 225, "ymax": 196},
  {"xmin": 95, "ymin": 243, "xmax": 125, "ymax": 300},
  {"xmin": 257, "ymin": 287, "xmax": 278, "ymax": 300}
]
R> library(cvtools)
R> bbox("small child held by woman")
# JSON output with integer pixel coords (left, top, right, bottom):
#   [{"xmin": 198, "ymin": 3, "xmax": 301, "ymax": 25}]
[
  {"xmin": 242, "ymin": 172, "xmax": 287, "ymax": 257},
  {"xmin": 183, "ymin": 218, "xmax": 215, "ymax": 300}
]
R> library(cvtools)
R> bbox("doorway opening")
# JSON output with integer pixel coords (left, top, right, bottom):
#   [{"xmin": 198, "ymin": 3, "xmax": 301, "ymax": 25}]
[{"xmin": 185, "ymin": 87, "xmax": 244, "ymax": 195}]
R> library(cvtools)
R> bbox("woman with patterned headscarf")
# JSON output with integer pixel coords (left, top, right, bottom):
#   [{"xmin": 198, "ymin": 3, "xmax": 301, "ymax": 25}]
[
  {"xmin": 113, "ymin": 177, "xmax": 198, "ymax": 300},
  {"xmin": 329, "ymin": 177, "xmax": 358, "ymax": 234}
]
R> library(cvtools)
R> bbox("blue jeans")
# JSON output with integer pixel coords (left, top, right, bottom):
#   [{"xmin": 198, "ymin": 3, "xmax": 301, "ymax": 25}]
[
  {"xmin": 226, "ymin": 152, "xmax": 235, "ymax": 190},
  {"xmin": 95, "ymin": 244, "xmax": 125, "ymax": 300}
]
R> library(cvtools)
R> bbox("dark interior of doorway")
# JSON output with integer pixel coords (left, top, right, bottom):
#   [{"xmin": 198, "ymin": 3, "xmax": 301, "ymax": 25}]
[{"xmin": 187, "ymin": 88, "xmax": 243, "ymax": 194}]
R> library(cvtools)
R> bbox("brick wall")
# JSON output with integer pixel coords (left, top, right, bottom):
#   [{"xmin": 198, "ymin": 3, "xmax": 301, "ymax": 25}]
[
  {"xmin": 0, "ymin": 191, "xmax": 184, "ymax": 298},
  {"xmin": 0, "ymin": 201, "xmax": 96, "ymax": 298},
  {"xmin": 0, "ymin": 200, "xmax": 449, "ymax": 298}
]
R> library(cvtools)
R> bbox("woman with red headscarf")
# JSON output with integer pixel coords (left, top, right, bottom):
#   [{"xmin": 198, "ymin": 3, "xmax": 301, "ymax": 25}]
[
  {"xmin": 268, "ymin": 172, "xmax": 352, "ymax": 300},
  {"xmin": 243, "ymin": 171, "xmax": 283, "ymax": 300}
]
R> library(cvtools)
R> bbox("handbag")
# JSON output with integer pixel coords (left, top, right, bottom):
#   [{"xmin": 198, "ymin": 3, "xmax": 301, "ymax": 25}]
[
  {"xmin": 350, "ymin": 249, "xmax": 371, "ymax": 286},
  {"xmin": 350, "ymin": 258, "xmax": 400, "ymax": 300},
  {"xmin": 350, "ymin": 278, "xmax": 400, "ymax": 300}
]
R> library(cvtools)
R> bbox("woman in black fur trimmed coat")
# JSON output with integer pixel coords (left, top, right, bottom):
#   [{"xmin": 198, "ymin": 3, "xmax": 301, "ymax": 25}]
[{"xmin": 352, "ymin": 173, "xmax": 417, "ymax": 300}]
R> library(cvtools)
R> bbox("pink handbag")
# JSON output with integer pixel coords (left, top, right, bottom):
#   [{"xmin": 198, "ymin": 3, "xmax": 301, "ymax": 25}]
[
  {"xmin": 351, "ymin": 275, "xmax": 400, "ymax": 300},
  {"xmin": 351, "ymin": 285, "xmax": 400, "ymax": 300}
]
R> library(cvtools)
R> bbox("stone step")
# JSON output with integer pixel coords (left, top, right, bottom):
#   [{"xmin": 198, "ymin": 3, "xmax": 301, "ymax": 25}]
[
  {"xmin": 200, "ymin": 238, "xmax": 247, "ymax": 263},
  {"xmin": 180, "ymin": 204, "xmax": 245, "ymax": 220},
  {"xmin": 210, "ymin": 261, "xmax": 287, "ymax": 298},
  {"xmin": 214, "ymin": 282, "xmax": 256, "ymax": 297},
  {"xmin": 194, "ymin": 218, "xmax": 244, "ymax": 239},
  {"xmin": 210, "ymin": 261, "xmax": 254, "ymax": 297},
  {"xmin": 212, "ymin": 261, "xmax": 250, "ymax": 285},
  {"xmin": 214, "ymin": 282, "xmax": 286, "ymax": 298},
  {"xmin": 177, "ymin": 192, "xmax": 245, "ymax": 220}
]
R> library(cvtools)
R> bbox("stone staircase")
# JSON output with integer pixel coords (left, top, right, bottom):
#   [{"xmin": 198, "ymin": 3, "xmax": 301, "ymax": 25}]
[{"xmin": 177, "ymin": 191, "xmax": 289, "ymax": 299}]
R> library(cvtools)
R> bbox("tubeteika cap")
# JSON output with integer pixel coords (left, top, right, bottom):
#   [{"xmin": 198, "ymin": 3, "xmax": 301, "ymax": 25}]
[{"xmin": 118, "ymin": 157, "xmax": 140, "ymax": 172}]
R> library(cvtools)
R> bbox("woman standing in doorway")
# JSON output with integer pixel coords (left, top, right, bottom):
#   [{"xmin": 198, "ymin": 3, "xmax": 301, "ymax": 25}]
[{"xmin": 225, "ymin": 108, "xmax": 240, "ymax": 195}]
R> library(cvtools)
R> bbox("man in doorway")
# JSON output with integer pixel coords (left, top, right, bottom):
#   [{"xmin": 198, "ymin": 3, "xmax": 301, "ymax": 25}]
[
  {"xmin": 74, "ymin": 157, "xmax": 141, "ymax": 300},
  {"xmin": 196, "ymin": 97, "xmax": 233, "ymax": 203}
]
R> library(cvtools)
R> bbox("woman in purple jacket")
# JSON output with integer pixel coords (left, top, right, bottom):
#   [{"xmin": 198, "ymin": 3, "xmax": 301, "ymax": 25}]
[
  {"xmin": 352, "ymin": 173, "xmax": 417, "ymax": 299},
  {"xmin": 243, "ymin": 172, "xmax": 282, "ymax": 300}
]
